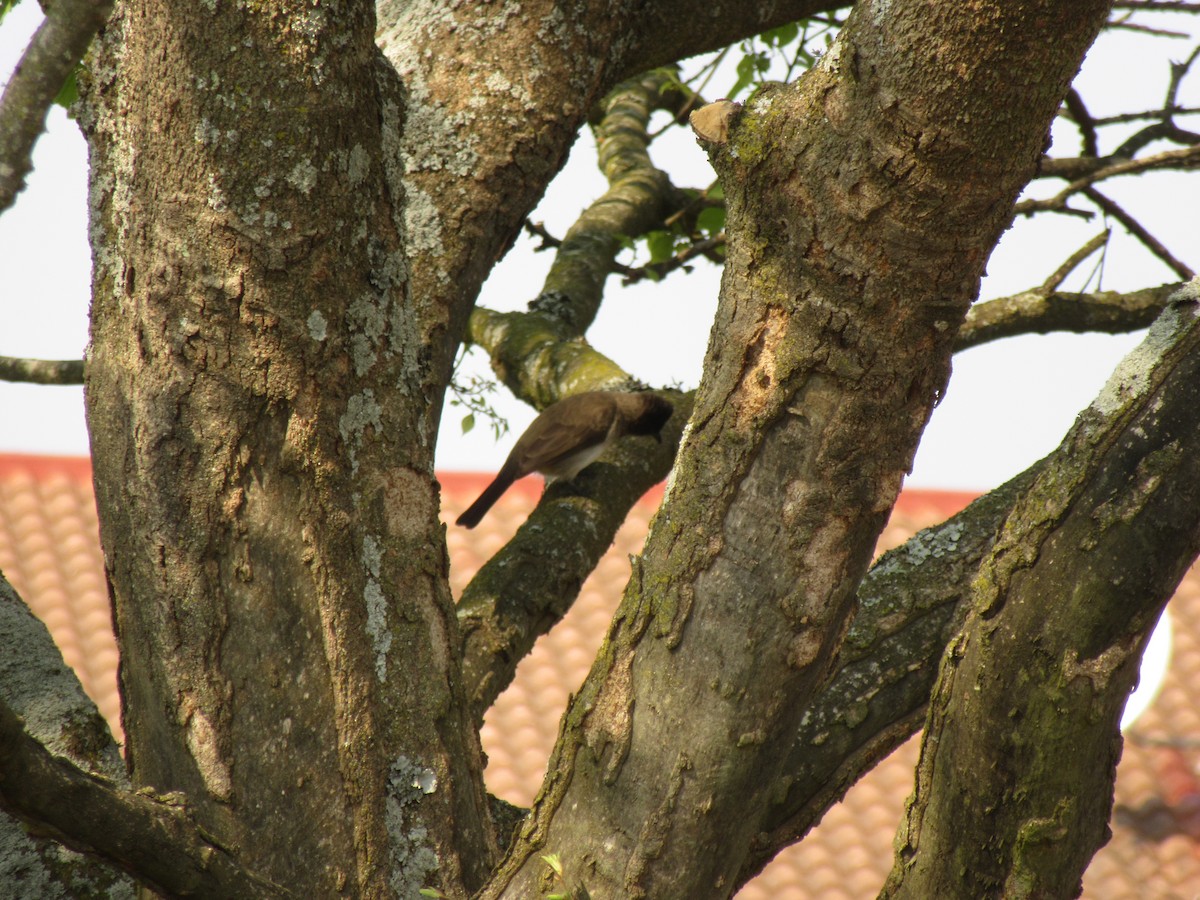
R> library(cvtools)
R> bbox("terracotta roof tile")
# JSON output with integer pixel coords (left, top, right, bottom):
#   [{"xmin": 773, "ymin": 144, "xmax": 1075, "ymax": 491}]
[{"xmin": 5, "ymin": 457, "xmax": 1200, "ymax": 897}]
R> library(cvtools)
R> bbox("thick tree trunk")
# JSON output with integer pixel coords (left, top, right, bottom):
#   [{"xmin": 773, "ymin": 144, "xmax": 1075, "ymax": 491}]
[
  {"xmin": 81, "ymin": 2, "xmax": 495, "ymax": 894},
  {"xmin": 482, "ymin": 1, "xmax": 1114, "ymax": 897}
]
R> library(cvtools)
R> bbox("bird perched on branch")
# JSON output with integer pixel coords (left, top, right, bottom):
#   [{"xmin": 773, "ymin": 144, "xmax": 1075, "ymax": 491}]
[{"xmin": 455, "ymin": 390, "xmax": 674, "ymax": 528}]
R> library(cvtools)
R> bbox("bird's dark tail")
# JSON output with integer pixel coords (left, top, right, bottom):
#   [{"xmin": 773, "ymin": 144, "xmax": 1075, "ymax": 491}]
[{"xmin": 456, "ymin": 466, "xmax": 517, "ymax": 528}]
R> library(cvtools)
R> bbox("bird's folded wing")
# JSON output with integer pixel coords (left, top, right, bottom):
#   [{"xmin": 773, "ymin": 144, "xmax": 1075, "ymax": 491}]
[{"xmin": 514, "ymin": 399, "xmax": 615, "ymax": 473}]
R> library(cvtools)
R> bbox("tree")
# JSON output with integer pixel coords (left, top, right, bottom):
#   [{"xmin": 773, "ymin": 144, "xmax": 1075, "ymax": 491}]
[{"xmin": 1, "ymin": 0, "xmax": 1199, "ymax": 897}]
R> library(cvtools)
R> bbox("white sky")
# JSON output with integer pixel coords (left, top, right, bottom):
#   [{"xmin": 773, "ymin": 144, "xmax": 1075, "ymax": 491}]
[{"xmin": 1, "ymin": 6, "xmax": 1197, "ymax": 491}]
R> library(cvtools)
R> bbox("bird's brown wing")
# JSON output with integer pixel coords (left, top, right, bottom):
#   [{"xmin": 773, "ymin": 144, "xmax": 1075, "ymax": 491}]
[{"xmin": 511, "ymin": 393, "xmax": 616, "ymax": 475}]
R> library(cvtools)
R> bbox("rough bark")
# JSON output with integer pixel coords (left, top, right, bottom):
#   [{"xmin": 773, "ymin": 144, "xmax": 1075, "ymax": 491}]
[
  {"xmin": 16, "ymin": 0, "xmax": 1198, "ymax": 896},
  {"xmin": 886, "ymin": 283, "xmax": 1200, "ymax": 898},
  {"xmin": 0, "ymin": 573, "xmax": 134, "ymax": 896},
  {"xmin": 72, "ymin": 2, "xmax": 860, "ymax": 897},
  {"xmin": 81, "ymin": 2, "xmax": 494, "ymax": 895},
  {"xmin": 482, "ymin": 1, "xmax": 1113, "ymax": 897}
]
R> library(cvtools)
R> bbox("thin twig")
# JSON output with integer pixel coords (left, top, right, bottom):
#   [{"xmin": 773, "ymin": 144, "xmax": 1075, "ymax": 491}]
[
  {"xmin": 1015, "ymin": 145, "xmax": 1200, "ymax": 215},
  {"xmin": 1042, "ymin": 231, "xmax": 1110, "ymax": 293},
  {"xmin": 1113, "ymin": 46, "xmax": 1200, "ymax": 157},
  {"xmin": 1111, "ymin": 2, "xmax": 1200, "ymax": 10},
  {"xmin": 1093, "ymin": 106, "xmax": 1200, "ymax": 125},
  {"xmin": 1106, "ymin": 20, "xmax": 1190, "ymax": 37},
  {"xmin": 1084, "ymin": 187, "xmax": 1195, "ymax": 279},
  {"xmin": 0, "ymin": 355, "xmax": 85, "ymax": 385},
  {"xmin": 620, "ymin": 233, "xmax": 726, "ymax": 285},
  {"xmin": 1062, "ymin": 89, "xmax": 1099, "ymax": 158},
  {"xmin": 523, "ymin": 219, "xmax": 562, "ymax": 251}
]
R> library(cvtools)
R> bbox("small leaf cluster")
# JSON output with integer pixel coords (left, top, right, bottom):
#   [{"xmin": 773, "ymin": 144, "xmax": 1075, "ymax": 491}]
[
  {"xmin": 448, "ymin": 368, "xmax": 510, "ymax": 439},
  {"xmin": 726, "ymin": 19, "xmax": 839, "ymax": 99}
]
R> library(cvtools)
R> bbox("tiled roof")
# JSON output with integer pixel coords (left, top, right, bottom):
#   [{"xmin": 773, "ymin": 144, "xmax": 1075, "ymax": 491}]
[{"xmin": 3, "ymin": 455, "xmax": 1199, "ymax": 897}]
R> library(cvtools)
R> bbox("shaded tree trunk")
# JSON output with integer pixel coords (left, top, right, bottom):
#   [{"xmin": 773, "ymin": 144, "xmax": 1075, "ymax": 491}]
[{"xmin": 482, "ymin": 1, "xmax": 1114, "ymax": 896}]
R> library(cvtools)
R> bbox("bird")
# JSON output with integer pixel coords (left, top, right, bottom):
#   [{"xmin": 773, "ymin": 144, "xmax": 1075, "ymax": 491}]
[{"xmin": 455, "ymin": 390, "xmax": 674, "ymax": 528}]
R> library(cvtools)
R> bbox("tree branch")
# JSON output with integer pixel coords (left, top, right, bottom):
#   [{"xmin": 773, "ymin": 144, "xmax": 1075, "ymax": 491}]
[
  {"xmin": 1084, "ymin": 187, "xmax": 1195, "ymax": 280},
  {"xmin": 481, "ymin": 0, "xmax": 1118, "ymax": 893},
  {"xmin": 0, "ymin": 569, "xmax": 284, "ymax": 896},
  {"xmin": 737, "ymin": 468, "xmax": 1038, "ymax": 885},
  {"xmin": 1015, "ymin": 145, "xmax": 1200, "ymax": 215},
  {"xmin": 885, "ymin": 282, "xmax": 1200, "ymax": 897},
  {"xmin": 1112, "ymin": 1, "xmax": 1200, "ymax": 11},
  {"xmin": 0, "ymin": 697, "xmax": 289, "ymax": 898},
  {"xmin": 0, "ymin": 355, "xmax": 85, "ymax": 385},
  {"xmin": 1061, "ymin": 89, "xmax": 1099, "ymax": 158},
  {"xmin": 1043, "ymin": 230, "xmax": 1110, "ymax": 292},
  {"xmin": 464, "ymin": 69, "xmax": 693, "ymax": 408},
  {"xmin": 0, "ymin": 0, "xmax": 114, "ymax": 212},
  {"xmin": 956, "ymin": 283, "xmax": 1181, "ymax": 351},
  {"xmin": 458, "ymin": 392, "xmax": 689, "ymax": 722},
  {"xmin": 615, "ymin": 2, "xmax": 852, "ymax": 82},
  {"xmin": 619, "ymin": 232, "xmax": 727, "ymax": 285}
]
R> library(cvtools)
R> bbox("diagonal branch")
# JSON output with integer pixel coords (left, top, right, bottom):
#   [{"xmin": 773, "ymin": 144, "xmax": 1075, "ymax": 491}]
[
  {"xmin": 464, "ymin": 69, "xmax": 693, "ymax": 408},
  {"xmin": 457, "ymin": 72, "xmax": 709, "ymax": 710},
  {"xmin": 0, "ymin": 0, "xmax": 114, "ymax": 212},
  {"xmin": 457, "ymin": 392, "xmax": 690, "ymax": 722},
  {"xmin": 0, "ymin": 570, "xmax": 281, "ymax": 896},
  {"xmin": 0, "ymin": 697, "xmax": 289, "ymax": 898},
  {"xmin": 736, "ymin": 467, "xmax": 1038, "ymax": 885},
  {"xmin": 885, "ymin": 282, "xmax": 1200, "ymax": 898},
  {"xmin": 1084, "ymin": 187, "xmax": 1195, "ymax": 279}
]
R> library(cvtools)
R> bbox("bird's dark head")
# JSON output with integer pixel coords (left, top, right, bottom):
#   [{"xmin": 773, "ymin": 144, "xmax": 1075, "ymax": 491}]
[{"xmin": 630, "ymin": 393, "xmax": 674, "ymax": 441}]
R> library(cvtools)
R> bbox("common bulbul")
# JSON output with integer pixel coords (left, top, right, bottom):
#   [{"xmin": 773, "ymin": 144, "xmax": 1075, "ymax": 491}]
[{"xmin": 455, "ymin": 390, "xmax": 673, "ymax": 528}]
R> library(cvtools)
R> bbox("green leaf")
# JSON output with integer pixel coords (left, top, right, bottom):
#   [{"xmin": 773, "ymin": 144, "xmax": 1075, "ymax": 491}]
[
  {"xmin": 0, "ymin": 0, "xmax": 23, "ymax": 26},
  {"xmin": 541, "ymin": 853, "xmax": 564, "ymax": 877},
  {"xmin": 54, "ymin": 67, "xmax": 79, "ymax": 111},
  {"xmin": 763, "ymin": 22, "xmax": 799, "ymax": 48},
  {"xmin": 729, "ymin": 55, "xmax": 758, "ymax": 99},
  {"xmin": 645, "ymin": 230, "xmax": 675, "ymax": 264},
  {"xmin": 461, "ymin": 412, "xmax": 475, "ymax": 435},
  {"xmin": 697, "ymin": 206, "xmax": 726, "ymax": 235},
  {"xmin": 418, "ymin": 890, "xmax": 447, "ymax": 899}
]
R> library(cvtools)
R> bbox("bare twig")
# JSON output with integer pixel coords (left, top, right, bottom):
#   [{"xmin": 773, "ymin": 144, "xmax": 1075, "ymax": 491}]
[
  {"xmin": 0, "ymin": 0, "xmax": 115, "ymax": 212},
  {"xmin": 1093, "ymin": 105, "xmax": 1200, "ymax": 125},
  {"xmin": 1168, "ymin": 45, "xmax": 1200, "ymax": 110},
  {"xmin": 1015, "ymin": 145, "xmax": 1200, "ymax": 215},
  {"xmin": 1111, "ymin": 2, "xmax": 1200, "ymax": 10},
  {"xmin": 0, "ymin": 355, "xmax": 85, "ymax": 385},
  {"xmin": 523, "ymin": 219, "xmax": 562, "ymax": 251},
  {"xmin": 1106, "ymin": 20, "xmax": 1191, "ymax": 37},
  {"xmin": 1042, "ymin": 231, "xmax": 1110, "ymax": 292},
  {"xmin": 620, "ymin": 233, "xmax": 726, "ymax": 285},
  {"xmin": 1084, "ymin": 187, "xmax": 1195, "ymax": 279},
  {"xmin": 1062, "ymin": 89, "xmax": 1099, "ymax": 157},
  {"xmin": 1113, "ymin": 45, "xmax": 1200, "ymax": 155}
]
